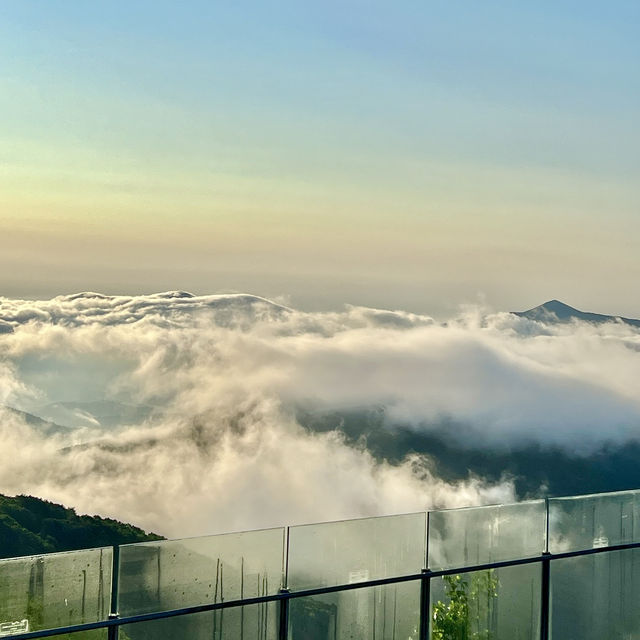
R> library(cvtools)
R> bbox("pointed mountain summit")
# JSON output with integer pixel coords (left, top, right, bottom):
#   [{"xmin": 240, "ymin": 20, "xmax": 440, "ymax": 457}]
[{"xmin": 513, "ymin": 300, "xmax": 640, "ymax": 328}]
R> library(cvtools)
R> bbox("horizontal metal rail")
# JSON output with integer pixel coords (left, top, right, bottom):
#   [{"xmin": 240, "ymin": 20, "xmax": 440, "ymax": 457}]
[{"xmin": 6, "ymin": 539, "xmax": 640, "ymax": 640}]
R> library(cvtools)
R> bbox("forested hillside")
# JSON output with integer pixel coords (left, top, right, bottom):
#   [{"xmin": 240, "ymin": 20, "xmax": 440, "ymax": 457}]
[{"xmin": 0, "ymin": 494, "xmax": 162, "ymax": 559}]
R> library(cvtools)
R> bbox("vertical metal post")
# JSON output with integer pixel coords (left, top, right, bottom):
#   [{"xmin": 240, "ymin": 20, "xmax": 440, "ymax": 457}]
[
  {"xmin": 540, "ymin": 497, "xmax": 551, "ymax": 640},
  {"xmin": 545, "ymin": 497, "xmax": 550, "ymax": 555},
  {"xmin": 240, "ymin": 556, "xmax": 245, "ymax": 640},
  {"xmin": 108, "ymin": 545, "xmax": 120, "ymax": 640},
  {"xmin": 419, "ymin": 569, "xmax": 432, "ymax": 640},
  {"xmin": 278, "ymin": 588, "xmax": 290, "ymax": 640},
  {"xmin": 540, "ymin": 554, "xmax": 551, "ymax": 640},
  {"xmin": 278, "ymin": 526, "xmax": 290, "ymax": 640},
  {"xmin": 420, "ymin": 510, "xmax": 431, "ymax": 640}
]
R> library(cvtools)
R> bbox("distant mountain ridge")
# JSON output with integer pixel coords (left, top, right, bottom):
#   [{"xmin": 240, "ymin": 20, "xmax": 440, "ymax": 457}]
[
  {"xmin": 35, "ymin": 400, "xmax": 156, "ymax": 429},
  {"xmin": 514, "ymin": 300, "xmax": 640, "ymax": 328},
  {"xmin": 298, "ymin": 407, "xmax": 640, "ymax": 500},
  {"xmin": 0, "ymin": 406, "xmax": 70, "ymax": 436},
  {"xmin": 0, "ymin": 291, "xmax": 290, "ymax": 330}
]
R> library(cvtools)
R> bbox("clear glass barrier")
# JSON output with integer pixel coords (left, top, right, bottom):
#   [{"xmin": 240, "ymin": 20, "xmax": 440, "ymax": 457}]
[
  {"xmin": 8, "ymin": 491, "xmax": 640, "ymax": 639},
  {"xmin": 289, "ymin": 582, "xmax": 419, "ymax": 640},
  {"xmin": 121, "ymin": 603, "xmax": 278, "ymax": 640},
  {"xmin": 548, "ymin": 489, "xmax": 640, "ymax": 553},
  {"xmin": 118, "ymin": 528, "xmax": 285, "ymax": 617},
  {"xmin": 0, "ymin": 547, "xmax": 112, "ymax": 635},
  {"xmin": 428, "ymin": 500, "xmax": 546, "ymax": 570},
  {"xmin": 430, "ymin": 564, "xmax": 540, "ymax": 640},
  {"xmin": 287, "ymin": 512, "xmax": 426, "ymax": 591},
  {"xmin": 551, "ymin": 549, "xmax": 640, "ymax": 639}
]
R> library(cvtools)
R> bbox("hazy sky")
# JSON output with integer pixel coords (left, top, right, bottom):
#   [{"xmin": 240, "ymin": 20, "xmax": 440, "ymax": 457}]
[{"xmin": 1, "ymin": 1, "xmax": 638, "ymax": 316}]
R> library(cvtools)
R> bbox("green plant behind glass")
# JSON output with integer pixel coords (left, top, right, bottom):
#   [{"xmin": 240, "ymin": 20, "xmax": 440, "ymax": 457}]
[{"xmin": 432, "ymin": 570, "xmax": 499, "ymax": 640}]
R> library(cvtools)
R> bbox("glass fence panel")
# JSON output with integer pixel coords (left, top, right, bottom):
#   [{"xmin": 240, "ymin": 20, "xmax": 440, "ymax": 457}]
[
  {"xmin": 430, "ymin": 564, "xmax": 540, "ymax": 640},
  {"xmin": 121, "ymin": 603, "xmax": 278, "ymax": 640},
  {"xmin": 289, "ymin": 581, "xmax": 420, "ymax": 640},
  {"xmin": 0, "ymin": 547, "xmax": 112, "ymax": 636},
  {"xmin": 118, "ymin": 528, "xmax": 285, "ymax": 617},
  {"xmin": 551, "ymin": 548, "xmax": 640, "ymax": 639},
  {"xmin": 548, "ymin": 489, "xmax": 640, "ymax": 553},
  {"xmin": 287, "ymin": 512, "xmax": 426, "ymax": 591},
  {"xmin": 428, "ymin": 500, "xmax": 546, "ymax": 570}
]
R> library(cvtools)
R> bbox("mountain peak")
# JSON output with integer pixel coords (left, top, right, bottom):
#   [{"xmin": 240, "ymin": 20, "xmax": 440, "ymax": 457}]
[
  {"xmin": 513, "ymin": 300, "xmax": 640, "ymax": 328},
  {"xmin": 542, "ymin": 299, "xmax": 573, "ymax": 308},
  {"xmin": 535, "ymin": 300, "xmax": 581, "ymax": 319}
]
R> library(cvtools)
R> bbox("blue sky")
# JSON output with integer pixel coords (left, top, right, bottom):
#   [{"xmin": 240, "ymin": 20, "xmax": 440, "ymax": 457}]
[{"xmin": 1, "ymin": 1, "xmax": 638, "ymax": 315}]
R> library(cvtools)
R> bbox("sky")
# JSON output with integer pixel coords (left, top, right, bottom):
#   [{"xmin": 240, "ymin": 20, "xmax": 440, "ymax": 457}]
[{"xmin": 1, "ymin": 1, "xmax": 638, "ymax": 317}]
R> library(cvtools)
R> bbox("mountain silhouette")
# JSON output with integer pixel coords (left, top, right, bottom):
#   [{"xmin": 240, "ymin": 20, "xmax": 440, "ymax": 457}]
[
  {"xmin": 513, "ymin": 300, "xmax": 640, "ymax": 328},
  {"xmin": 1, "ymin": 406, "xmax": 70, "ymax": 436}
]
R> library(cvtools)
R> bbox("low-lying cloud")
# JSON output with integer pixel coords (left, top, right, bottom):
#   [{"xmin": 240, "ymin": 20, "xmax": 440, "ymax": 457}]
[{"xmin": 1, "ymin": 291, "xmax": 639, "ymax": 536}]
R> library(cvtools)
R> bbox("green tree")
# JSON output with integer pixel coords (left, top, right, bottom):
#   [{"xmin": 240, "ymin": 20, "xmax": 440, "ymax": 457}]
[{"xmin": 432, "ymin": 570, "xmax": 499, "ymax": 640}]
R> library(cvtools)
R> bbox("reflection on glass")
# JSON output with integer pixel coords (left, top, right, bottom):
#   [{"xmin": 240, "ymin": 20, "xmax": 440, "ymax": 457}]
[
  {"xmin": 0, "ymin": 547, "xmax": 111, "ymax": 636},
  {"xmin": 118, "ymin": 527, "xmax": 285, "ymax": 622},
  {"xmin": 551, "ymin": 549, "xmax": 640, "ymax": 640},
  {"xmin": 287, "ymin": 512, "xmax": 426, "ymax": 591},
  {"xmin": 289, "ymin": 582, "xmax": 419, "ymax": 640},
  {"xmin": 121, "ymin": 603, "xmax": 278, "ymax": 640},
  {"xmin": 430, "ymin": 564, "xmax": 540, "ymax": 640},
  {"xmin": 428, "ymin": 500, "xmax": 546, "ymax": 570},
  {"xmin": 548, "ymin": 489, "xmax": 640, "ymax": 553}
]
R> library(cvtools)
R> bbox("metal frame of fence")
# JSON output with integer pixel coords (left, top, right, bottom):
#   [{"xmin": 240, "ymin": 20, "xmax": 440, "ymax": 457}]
[{"xmin": 5, "ymin": 503, "xmax": 640, "ymax": 640}]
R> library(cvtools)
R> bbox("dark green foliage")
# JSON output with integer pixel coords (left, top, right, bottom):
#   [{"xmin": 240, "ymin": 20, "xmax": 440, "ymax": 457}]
[
  {"xmin": 0, "ymin": 494, "xmax": 163, "ymax": 559},
  {"xmin": 433, "ymin": 575, "xmax": 471, "ymax": 640},
  {"xmin": 0, "ymin": 513, "xmax": 47, "ymax": 558}
]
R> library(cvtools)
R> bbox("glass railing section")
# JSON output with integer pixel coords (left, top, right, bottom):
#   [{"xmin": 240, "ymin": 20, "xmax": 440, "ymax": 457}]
[
  {"xmin": 119, "ymin": 602, "xmax": 278, "ymax": 640},
  {"xmin": 290, "ymin": 581, "xmax": 421, "ymax": 640},
  {"xmin": 287, "ymin": 512, "xmax": 426, "ymax": 639},
  {"xmin": 6, "ymin": 489, "xmax": 640, "ymax": 639},
  {"xmin": 428, "ymin": 499, "xmax": 546, "ymax": 570},
  {"xmin": 548, "ymin": 488, "xmax": 640, "ymax": 553},
  {"xmin": 551, "ymin": 548, "xmax": 640, "ymax": 640},
  {"xmin": 430, "ymin": 563, "xmax": 540, "ymax": 640},
  {"xmin": 0, "ymin": 547, "xmax": 112, "ymax": 638},
  {"xmin": 287, "ymin": 512, "xmax": 426, "ymax": 589},
  {"xmin": 548, "ymin": 490, "xmax": 640, "ymax": 640},
  {"xmin": 117, "ymin": 527, "xmax": 285, "ymax": 640}
]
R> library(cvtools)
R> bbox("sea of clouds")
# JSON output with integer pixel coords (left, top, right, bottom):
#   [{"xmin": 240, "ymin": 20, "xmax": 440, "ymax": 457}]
[{"xmin": 1, "ymin": 292, "xmax": 639, "ymax": 537}]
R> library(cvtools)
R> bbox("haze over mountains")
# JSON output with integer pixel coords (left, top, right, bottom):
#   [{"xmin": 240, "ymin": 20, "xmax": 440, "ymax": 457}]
[{"xmin": 1, "ymin": 292, "xmax": 639, "ymax": 538}]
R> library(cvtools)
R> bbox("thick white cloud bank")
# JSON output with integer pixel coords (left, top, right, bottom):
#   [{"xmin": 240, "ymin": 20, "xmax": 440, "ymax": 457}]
[{"xmin": 1, "ymin": 291, "xmax": 639, "ymax": 537}]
